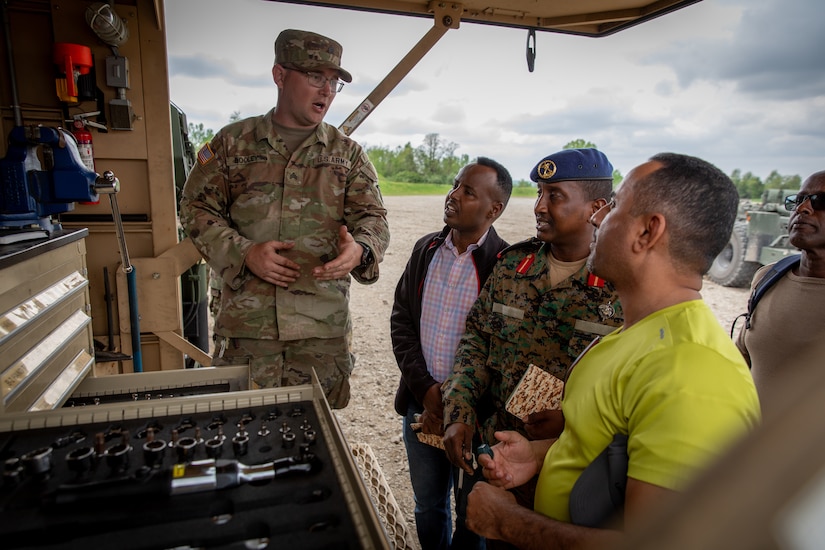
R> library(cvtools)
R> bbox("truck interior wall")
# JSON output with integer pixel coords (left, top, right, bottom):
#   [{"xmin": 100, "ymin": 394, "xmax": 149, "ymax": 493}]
[{"xmin": 1, "ymin": 0, "xmax": 188, "ymax": 372}]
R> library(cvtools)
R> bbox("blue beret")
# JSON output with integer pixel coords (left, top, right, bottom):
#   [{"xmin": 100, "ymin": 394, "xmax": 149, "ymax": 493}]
[{"xmin": 530, "ymin": 148, "xmax": 614, "ymax": 183}]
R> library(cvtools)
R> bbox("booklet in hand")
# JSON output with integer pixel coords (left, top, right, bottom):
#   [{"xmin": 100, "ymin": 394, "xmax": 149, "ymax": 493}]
[
  {"xmin": 505, "ymin": 364, "xmax": 564, "ymax": 422},
  {"xmin": 410, "ymin": 422, "xmax": 445, "ymax": 450}
]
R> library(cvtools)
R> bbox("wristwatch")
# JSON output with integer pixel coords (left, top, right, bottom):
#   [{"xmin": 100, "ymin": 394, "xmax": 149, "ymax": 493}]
[{"xmin": 358, "ymin": 243, "xmax": 372, "ymax": 270}]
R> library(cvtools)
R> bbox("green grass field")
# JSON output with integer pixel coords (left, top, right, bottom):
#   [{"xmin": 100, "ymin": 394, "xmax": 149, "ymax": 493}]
[{"xmin": 379, "ymin": 179, "xmax": 537, "ymax": 198}]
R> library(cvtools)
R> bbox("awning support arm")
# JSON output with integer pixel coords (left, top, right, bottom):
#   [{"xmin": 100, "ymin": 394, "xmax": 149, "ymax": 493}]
[{"xmin": 339, "ymin": 1, "xmax": 462, "ymax": 135}]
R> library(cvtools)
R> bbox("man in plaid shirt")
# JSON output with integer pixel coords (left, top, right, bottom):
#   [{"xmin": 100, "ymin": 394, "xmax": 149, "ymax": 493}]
[{"xmin": 392, "ymin": 157, "xmax": 513, "ymax": 550}]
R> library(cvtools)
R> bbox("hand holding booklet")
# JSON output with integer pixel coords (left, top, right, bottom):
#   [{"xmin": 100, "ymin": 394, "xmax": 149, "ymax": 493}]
[
  {"xmin": 410, "ymin": 422, "xmax": 445, "ymax": 450},
  {"xmin": 505, "ymin": 364, "xmax": 565, "ymax": 421}
]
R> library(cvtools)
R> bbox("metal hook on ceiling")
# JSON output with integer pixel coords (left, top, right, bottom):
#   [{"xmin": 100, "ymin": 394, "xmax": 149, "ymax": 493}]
[{"xmin": 526, "ymin": 28, "xmax": 536, "ymax": 72}]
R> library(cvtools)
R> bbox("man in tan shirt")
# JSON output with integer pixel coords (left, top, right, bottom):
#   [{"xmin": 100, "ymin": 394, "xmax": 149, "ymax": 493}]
[{"xmin": 736, "ymin": 169, "xmax": 825, "ymax": 414}]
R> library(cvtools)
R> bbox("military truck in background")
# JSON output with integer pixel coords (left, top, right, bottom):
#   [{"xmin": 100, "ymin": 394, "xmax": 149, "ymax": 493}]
[{"xmin": 707, "ymin": 188, "xmax": 800, "ymax": 288}]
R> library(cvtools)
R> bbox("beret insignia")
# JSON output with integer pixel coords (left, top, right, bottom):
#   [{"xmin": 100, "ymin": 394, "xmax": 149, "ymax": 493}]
[{"xmin": 537, "ymin": 160, "xmax": 557, "ymax": 180}]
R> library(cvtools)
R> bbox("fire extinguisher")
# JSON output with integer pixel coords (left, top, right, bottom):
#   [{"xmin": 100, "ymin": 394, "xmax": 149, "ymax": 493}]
[
  {"xmin": 71, "ymin": 115, "xmax": 102, "ymax": 204},
  {"xmin": 71, "ymin": 118, "xmax": 95, "ymax": 172}
]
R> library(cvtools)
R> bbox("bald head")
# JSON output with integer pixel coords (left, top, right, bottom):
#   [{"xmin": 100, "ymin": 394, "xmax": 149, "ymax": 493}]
[
  {"xmin": 804, "ymin": 170, "xmax": 825, "ymax": 185},
  {"xmin": 788, "ymin": 169, "xmax": 825, "ymax": 260}
]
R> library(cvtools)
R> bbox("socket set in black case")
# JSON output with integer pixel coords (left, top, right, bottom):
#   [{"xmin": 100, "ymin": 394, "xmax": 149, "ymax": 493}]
[{"xmin": 0, "ymin": 384, "xmax": 388, "ymax": 549}]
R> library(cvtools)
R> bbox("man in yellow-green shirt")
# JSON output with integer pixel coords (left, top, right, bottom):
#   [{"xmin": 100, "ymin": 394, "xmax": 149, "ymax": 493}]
[
  {"xmin": 536, "ymin": 299, "xmax": 759, "ymax": 523},
  {"xmin": 465, "ymin": 153, "xmax": 760, "ymax": 549}
]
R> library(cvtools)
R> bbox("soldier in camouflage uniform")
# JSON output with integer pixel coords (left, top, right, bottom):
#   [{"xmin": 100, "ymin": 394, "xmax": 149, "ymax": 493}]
[
  {"xmin": 442, "ymin": 148, "xmax": 624, "ymax": 481},
  {"xmin": 179, "ymin": 29, "xmax": 389, "ymax": 409}
]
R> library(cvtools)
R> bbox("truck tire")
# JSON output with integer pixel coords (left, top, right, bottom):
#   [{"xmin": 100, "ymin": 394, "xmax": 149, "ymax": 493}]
[{"xmin": 708, "ymin": 222, "xmax": 760, "ymax": 287}]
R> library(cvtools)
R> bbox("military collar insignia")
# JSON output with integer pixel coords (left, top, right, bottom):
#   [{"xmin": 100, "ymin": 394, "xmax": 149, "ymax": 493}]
[
  {"xmin": 587, "ymin": 273, "xmax": 605, "ymax": 288},
  {"xmin": 537, "ymin": 159, "xmax": 557, "ymax": 180},
  {"xmin": 516, "ymin": 253, "xmax": 535, "ymax": 274}
]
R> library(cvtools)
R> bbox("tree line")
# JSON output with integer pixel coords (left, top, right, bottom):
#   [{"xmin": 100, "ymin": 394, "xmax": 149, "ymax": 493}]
[
  {"xmin": 729, "ymin": 169, "xmax": 801, "ymax": 200},
  {"xmin": 186, "ymin": 121, "xmax": 800, "ymax": 199},
  {"xmin": 366, "ymin": 136, "xmax": 626, "ymax": 187},
  {"xmin": 366, "ymin": 135, "xmax": 801, "ymax": 199}
]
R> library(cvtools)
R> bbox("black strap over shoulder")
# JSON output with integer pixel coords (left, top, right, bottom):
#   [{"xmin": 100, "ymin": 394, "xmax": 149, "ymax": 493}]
[{"xmin": 729, "ymin": 254, "xmax": 801, "ymax": 337}]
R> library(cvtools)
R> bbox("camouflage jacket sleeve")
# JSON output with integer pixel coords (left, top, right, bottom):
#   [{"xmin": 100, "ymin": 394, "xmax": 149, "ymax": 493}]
[
  {"xmin": 179, "ymin": 128, "xmax": 253, "ymax": 288},
  {"xmin": 341, "ymin": 139, "xmax": 390, "ymax": 285}
]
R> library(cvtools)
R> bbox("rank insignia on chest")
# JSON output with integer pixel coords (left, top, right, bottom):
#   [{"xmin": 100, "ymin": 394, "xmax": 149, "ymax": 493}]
[
  {"xmin": 516, "ymin": 254, "xmax": 535, "ymax": 274},
  {"xmin": 598, "ymin": 301, "xmax": 615, "ymax": 319}
]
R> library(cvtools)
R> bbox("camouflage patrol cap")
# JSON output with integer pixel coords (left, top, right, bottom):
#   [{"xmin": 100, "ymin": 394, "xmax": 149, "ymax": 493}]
[
  {"xmin": 530, "ymin": 148, "xmax": 614, "ymax": 183},
  {"xmin": 274, "ymin": 29, "xmax": 352, "ymax": 83}
]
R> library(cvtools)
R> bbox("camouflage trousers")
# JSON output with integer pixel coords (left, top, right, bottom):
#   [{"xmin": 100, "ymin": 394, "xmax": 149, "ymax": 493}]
[{"xmin": 212, "ymin": 335, "xmax": 353, "ymax": 409}]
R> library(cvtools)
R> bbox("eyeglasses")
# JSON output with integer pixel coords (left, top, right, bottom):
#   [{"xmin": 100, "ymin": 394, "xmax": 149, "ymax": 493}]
[
  {"xmin": 283, "ymin": 66, "xmax": 344, "ymax": 93},
  {"xmin": 589, "ymin": 197, "xmax": 616, "ymax": 225},
  {"xmin": 784, "ymin": 193, "xmax": 825, "ymax": 212},
  {"xmin": 603, "ymin": 197, "xmax": 616, "ymax": 212}
]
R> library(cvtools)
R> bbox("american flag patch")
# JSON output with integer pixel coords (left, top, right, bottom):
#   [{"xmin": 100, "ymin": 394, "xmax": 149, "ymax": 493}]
[
  {"xmin": 587, "ymin": 273, "xmax": 606, "ymax": 287},
  {"xmin": 197, "ymin": 143, "xmax": 215, "ymax": 166}
]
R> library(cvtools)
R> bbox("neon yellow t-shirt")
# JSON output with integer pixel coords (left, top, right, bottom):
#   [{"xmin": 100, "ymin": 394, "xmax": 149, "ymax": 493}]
[{"xmin": 533, "ymin": 300, "xmax": 761, "ymax": 522}]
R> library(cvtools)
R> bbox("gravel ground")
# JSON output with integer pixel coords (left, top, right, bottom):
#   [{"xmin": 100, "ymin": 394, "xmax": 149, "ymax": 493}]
[{"xmin": 334, "ymin": 194, "xmax": 751, "ymax": 547}]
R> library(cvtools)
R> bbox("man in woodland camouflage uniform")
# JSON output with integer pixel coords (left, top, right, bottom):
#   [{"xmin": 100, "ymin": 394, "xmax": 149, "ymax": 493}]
[
  {"xmin": 180, "ymin": 29, "xmax": 389, "ymax": 409},
  {"xmin": 442, "ymin": 149, "xmax": 624, "ymax": 510}
]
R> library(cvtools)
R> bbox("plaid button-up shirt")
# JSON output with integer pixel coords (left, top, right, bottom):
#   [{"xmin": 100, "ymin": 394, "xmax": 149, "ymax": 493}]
[{"xmin": 420, "ymin": 231, "xmax": 487, "ymax": 382}]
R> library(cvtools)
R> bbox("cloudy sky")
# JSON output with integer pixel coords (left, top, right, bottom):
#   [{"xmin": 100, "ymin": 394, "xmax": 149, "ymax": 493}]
[{"xmin": 165, "ymin": 0, "xmax": 824, "ymax": 183}]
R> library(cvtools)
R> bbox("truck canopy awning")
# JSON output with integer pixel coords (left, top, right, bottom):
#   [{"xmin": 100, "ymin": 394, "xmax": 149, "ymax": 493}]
[
  {"xmin": 264, "ymin": 0, "xmax": 702, "ymax": 37},
  {"xmin": 263, "ymin": 0, "xmax": 703, "ymax": 133}
]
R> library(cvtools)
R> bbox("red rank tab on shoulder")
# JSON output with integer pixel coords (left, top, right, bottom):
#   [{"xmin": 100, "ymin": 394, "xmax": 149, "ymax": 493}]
[
  {"xmin": 516, "ymin": 254, "xmax": 535, "ymax": 274},
  {"xmin": 587, "ymin": 273, "xmax": 605, "ymax": 287}
]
